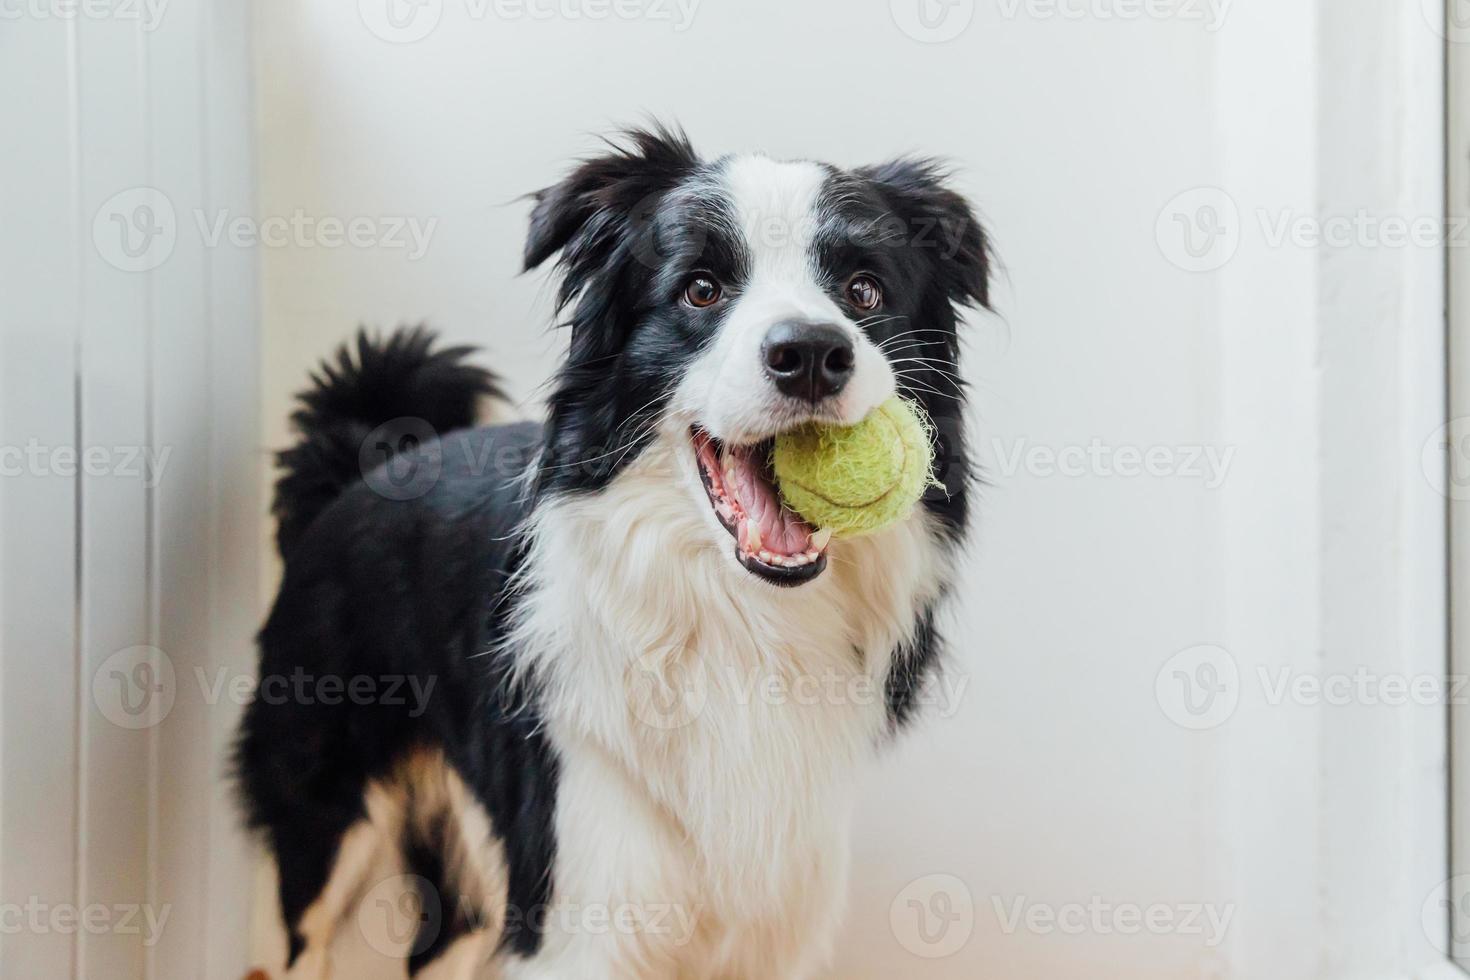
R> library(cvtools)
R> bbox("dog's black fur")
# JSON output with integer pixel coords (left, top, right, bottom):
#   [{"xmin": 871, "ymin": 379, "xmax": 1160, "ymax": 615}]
[
  {"xmin": 236, "ymin": 333, "xmax": 561, "ymax": 966},
  {"xmin": 234, "ymin": 126, "xmax": 989, "ymax": 975}
]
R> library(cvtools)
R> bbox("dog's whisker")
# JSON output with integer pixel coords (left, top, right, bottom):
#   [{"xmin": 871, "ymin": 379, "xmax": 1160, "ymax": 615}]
[
  {"xmin": 854, "ymin": 314, "xmax": 910, "ymax": 332},
  {"xmin": 532, "ymin": 394, "xmax": 671, "ymax": 475},
  {"xmin": 879, "ymin": 340, "xmax": 949, "ymax": 358},
  {"xmin": 878, "ymin": 332, "xmax": 949, "ymax": 347},
  {"xmin": 889, "ymin": 357, "xmax": 967, "ymax": 379},
  {"xmin": 876, "ymin": 327, "xmax": 953, "ymax": 349},
  {"xmin": 887, "ymin": 356, "xmax": 968, "ymax": 380},
  {"xmin": 891, "ymin": 366, "xmax": 966, "ymax": 392},
  {"xmin": 892, "ymin": 374, "xmax": 961, "ymax": 400},
  {"xmin": 895, "ymin": 382, "xmax": 963, "ymax": 402}
]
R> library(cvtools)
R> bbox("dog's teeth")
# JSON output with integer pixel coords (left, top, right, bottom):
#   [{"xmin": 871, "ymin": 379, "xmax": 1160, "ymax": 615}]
[
  {"xmin": 744, "ymin": 520, "xmax": 762, "ymax": 553},
  {"xmin": 809, "ymin": 528, "xmax": 833, "ymax": 551},
  {"xmin": 804, "ymin": 550, "xmax": 819, "ymax": 562},
  {"xmin": 758, "ymin": 549, "xmax": 774, "ymax": 564}
]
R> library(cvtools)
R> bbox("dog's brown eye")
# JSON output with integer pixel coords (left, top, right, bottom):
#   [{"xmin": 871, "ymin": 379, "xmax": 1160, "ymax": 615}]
[
  {"xmin": 846, "ymin": 274, "xmax": 882, "ymax": 311},
  {"xmin": 684, "ymin": 275, "xmax": 722, "ymax": 308}
]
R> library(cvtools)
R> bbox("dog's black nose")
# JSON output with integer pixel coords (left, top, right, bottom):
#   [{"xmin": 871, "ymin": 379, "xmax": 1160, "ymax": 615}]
[{"xmin": 761, "ymin": 321, "xmax": 855, "ymax": 403}]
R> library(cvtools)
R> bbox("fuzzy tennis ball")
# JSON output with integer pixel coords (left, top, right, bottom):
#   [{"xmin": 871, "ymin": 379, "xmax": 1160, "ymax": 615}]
[{"xmin": 772, "ymin": 396, "xmax": 935, "ymax": 538}]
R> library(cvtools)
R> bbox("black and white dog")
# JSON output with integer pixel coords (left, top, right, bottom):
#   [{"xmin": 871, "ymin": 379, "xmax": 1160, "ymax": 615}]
[{"xmin": 235, "ymin": 126, "xmax": 990, "ymax": 979}]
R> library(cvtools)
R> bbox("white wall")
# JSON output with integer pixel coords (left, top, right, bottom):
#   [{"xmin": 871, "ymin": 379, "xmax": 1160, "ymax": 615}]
[
  {"xmin": 1455, "ymin": 13, "xmax": 1470, "ymax": 974},
  {"xmin": 251, "ymin": 1, "xmax": 1448, "ymax": 977},
  {"xmin": 0, "ymin": 3, "xmax": 260, "ymax": 980}
]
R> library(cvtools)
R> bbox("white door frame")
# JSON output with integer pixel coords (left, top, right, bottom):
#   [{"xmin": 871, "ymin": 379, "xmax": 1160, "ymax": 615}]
[
  {"xmin": 1217, "ymin": 1, "xmax": 1450, "ymax": 977},
  {"xmin": 1450, "ymin": 0, "xmax": 1470, "ymax": 972},
  {"xmin": 0, "ymin": 5, "xmax": 261, "ymax": 979}
]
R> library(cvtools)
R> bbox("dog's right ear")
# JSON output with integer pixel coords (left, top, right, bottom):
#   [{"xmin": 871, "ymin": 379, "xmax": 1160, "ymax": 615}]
[{"xmin": 523, "ymin": 126, "xmax": 700, "ymax": 303}]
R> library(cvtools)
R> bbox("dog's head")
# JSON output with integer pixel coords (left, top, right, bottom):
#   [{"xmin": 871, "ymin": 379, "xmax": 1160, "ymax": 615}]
[{"xmin": 526, "ymin": 126, "xmax": 990, "ymax": 587}]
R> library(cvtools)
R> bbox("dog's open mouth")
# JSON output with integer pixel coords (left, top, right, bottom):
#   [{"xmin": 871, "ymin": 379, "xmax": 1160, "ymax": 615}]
[{"xmin": 691, "ymin": 428, "xmax": 831, "ymax": 586}]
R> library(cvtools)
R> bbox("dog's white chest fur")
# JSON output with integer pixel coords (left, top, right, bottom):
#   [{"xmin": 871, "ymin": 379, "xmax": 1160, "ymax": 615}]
[{"xmin": 507, "ymin": 434, "xmax": 945, "ymax": 977}]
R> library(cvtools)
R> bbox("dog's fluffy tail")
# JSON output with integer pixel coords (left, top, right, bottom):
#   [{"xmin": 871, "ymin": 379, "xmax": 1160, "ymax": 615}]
[{"xmin": 272, "ymin": 326, "xmax": 502, "ymax": 559}]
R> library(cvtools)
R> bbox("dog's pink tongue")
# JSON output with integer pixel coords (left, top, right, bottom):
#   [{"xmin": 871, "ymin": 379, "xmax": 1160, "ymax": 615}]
[{"xmin": 728, "ymin": 448, "xmax": 812, "ymax": 556}]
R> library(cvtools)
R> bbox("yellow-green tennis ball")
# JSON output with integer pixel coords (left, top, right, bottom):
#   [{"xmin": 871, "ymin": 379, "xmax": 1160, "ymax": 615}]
[{"xmin": 772, "ymin": 396, "xmax": 935, "ymax": 538}]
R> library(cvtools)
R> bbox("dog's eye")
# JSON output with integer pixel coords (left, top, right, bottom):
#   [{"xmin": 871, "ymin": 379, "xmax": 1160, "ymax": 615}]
[
  {"xmin": 846, "ymin": 274, "xmax": 882, "ymax": 311},
  {"xmin": 683, "ymin": 275, "xmax": 722, "ymax": 308}
]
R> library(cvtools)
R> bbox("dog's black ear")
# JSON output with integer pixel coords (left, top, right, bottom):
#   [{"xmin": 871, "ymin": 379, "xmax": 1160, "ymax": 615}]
[
  {"xmin": 857, "ymin": 158, "xmax": 992, "ymax": 310},
  {"xmin": 524, "ymin": 125, "xmax": 700, "ymax": 303}
]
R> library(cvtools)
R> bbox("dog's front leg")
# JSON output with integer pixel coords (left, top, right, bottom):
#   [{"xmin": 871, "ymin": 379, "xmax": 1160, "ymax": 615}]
[{"xmin": 498, "ymin": 737, "xmax": 704, "ymax": 980}]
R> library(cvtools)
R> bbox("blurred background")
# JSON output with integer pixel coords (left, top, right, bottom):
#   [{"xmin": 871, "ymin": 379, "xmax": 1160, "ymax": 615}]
[{"xmin": 1, "ymin": 0, "xmax": 1462, "ymax": 978}]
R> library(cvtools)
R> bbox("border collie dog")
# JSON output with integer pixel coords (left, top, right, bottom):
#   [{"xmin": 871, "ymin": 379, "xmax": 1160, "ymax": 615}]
[{"xmin": 236, "ymin": 127, "xmax": 990, "ymax": 979}]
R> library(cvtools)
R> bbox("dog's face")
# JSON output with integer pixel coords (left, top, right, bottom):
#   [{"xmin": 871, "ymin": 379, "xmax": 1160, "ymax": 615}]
[{"xmin": 526, "ymin": 128, "xmax": 988, "ymax": 587}]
